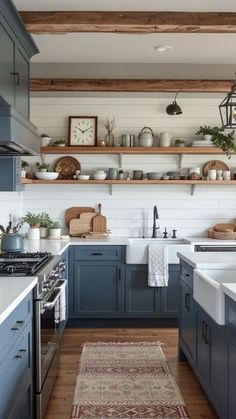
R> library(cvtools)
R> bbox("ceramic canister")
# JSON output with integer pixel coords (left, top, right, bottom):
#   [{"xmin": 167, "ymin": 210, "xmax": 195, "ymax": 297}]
[{"xmin": 108, "ymin": 168, "xmax": 118, "ymax": 180}]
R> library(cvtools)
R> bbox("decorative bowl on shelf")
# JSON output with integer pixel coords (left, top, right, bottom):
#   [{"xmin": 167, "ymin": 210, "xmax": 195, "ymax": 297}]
[
  {"xmin": 35, "ymin": 172, "xmax": 59, "ymax": 180},
  {"xmin": 93, "ymin": 171, "xmax": 107, "ymax": 180},
  {"xmin": 77, "ymin": 175, "xmax": 90, "ymax": 180},
  {"xmin": 147, "ymin": 172, "xmax": 163, "ymax": 180}
]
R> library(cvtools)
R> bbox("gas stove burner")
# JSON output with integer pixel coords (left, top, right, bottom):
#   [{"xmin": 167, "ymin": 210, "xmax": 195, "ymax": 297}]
[{"xmin": 0, "ymin": 251, "xmax": 53, "ymax": 276}]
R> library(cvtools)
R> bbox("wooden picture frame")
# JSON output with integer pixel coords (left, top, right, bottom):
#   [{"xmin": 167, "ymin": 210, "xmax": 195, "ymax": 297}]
[{"xmin": 68, "ymin": 116, "xmax": 97, "ymax": 147}]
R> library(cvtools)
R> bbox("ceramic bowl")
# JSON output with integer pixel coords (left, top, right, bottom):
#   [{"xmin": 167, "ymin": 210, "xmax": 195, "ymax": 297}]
[
  {"xmin": 147, "ymin": 172, "xmax": 162, "ymax": 180},
  {"xmin": 77, "ymin": 175, "xmax": 90, "ymax": 180},
  {"xmin": 35, "ymin": 172, "xmax": 59, "ymax": 180},
  {"xmin": 94, "ymin": 173, "xmax": 107, "ymax": 180}
]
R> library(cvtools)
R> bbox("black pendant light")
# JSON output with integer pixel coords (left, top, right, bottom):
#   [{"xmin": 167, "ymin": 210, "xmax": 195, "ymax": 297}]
[
  {"xmin": 219, "ymin": 77, "xmax": 236, "ymax": 129},
  {"xmin": 166, "ymin": 92, "xmax": 182, "ymax": 115}
]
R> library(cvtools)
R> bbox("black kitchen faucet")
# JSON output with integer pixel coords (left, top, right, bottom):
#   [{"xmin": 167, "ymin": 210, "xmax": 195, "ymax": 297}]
[{"xmin": 152, "ymin": 205, "xmax": 160, "ymax": 238}]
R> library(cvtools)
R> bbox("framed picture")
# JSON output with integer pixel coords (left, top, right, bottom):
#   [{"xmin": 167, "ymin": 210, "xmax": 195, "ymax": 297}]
[{"xmin": 68, "ymin": 116, "xmax": 97, "ymax": 147}]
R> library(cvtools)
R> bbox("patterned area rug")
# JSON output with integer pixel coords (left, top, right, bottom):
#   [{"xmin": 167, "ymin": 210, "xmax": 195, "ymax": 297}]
[{"xmin": 71, "ymin": 342, "xmax": 189, "ymax": 419}]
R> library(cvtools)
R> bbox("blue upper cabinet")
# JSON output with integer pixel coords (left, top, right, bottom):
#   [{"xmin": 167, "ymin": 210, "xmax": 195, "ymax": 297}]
[{"xmin": 0, "ymin": 0, "xmax": 38, "ymax": 119}]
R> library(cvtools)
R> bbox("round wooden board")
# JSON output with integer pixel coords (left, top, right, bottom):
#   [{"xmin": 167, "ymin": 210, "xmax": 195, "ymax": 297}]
[
  {"xmin": 54, "ymin": 156, "xmax": 81, "ymax": 179},
  {"xmin": 202, "ymin": 160, "xmax": 229, "ymax": 177}
]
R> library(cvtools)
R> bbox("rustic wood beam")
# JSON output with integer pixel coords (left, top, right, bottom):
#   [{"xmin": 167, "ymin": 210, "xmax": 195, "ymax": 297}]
[
  {"xmin": 20, "ymin": 11, "xmax": 236, "ymax": 34},
  {"xmin": 30, "ymin": 78, "xmax": 232, "ymax": 93}
]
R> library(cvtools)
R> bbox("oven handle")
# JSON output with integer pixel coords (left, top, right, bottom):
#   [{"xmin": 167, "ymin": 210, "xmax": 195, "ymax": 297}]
[
  {"xmin": 43, "ymin": 288, "xmax": 61, "ymax": 310},
  {"xmin": 55, "ymin": 278, "xmax": 67, "ymax": 290}
]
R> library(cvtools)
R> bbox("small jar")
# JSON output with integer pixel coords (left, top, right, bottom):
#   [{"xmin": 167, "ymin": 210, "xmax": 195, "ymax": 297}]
[
  {"xmin": 98, "ymin": 139, "xmax": 106, "ymax": 147},
  {"xmin": 118, "ymin": 170, "xmax": 124, "ymax": 180}
]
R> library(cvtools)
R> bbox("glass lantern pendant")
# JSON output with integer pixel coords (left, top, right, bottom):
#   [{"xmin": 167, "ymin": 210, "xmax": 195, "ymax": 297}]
[{"xmin": 219, "ymin": 80, "xmax": 236, "ymax": 129}]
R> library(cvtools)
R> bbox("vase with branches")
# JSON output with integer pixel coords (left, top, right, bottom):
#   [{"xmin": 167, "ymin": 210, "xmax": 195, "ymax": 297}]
[{"xmin": 103, "ymin": 117, "xmax": 115, "ymax": 147}]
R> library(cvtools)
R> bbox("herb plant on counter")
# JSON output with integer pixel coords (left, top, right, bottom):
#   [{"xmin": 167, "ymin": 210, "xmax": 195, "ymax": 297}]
[{"xmin": 21, "ymin": 212, "xmax": 41, "ymax": 227}]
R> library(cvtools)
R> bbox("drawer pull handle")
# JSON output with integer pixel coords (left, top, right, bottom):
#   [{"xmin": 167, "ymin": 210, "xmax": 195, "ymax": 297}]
[
  {"xmin": 205, "ymin": 323, "xmax": 209, "ymax": 344},
  {"xmin": 91, "ymin": 252, "xmax": 103, "ymax": 256},
  {"xmin": 14, "ymin": 355, "xmax": 22, "ymax": 359},
  {"xmin": 202, "ymin": 321, "xmax": 206, "ymax": 340},
  {"xmin": 185, "ymin": 273, "xmax": 190, "ymax": 277},
  {"xmin": 185, "ymin": 293, "xmax": 190, "ymax": 312},
  {"xmin": 11, "ymin": 320, "xmax": 25, "ymax": 331}
]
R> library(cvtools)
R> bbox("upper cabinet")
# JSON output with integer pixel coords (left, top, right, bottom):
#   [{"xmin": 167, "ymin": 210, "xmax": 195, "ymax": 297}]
[{"xmin": 0, "ymin": 0, "xmax": 38, "ymax": 119}]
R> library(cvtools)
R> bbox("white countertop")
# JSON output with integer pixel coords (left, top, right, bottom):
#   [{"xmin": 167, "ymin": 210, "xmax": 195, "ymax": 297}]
[
  {"xmin": 221, "ymin": 283, "xmax": 236, "ymax": 302},
  {"xmin": 177, "ymin": 251, "xmax": 236, "ymax": 269},
  {"xmin": 0, "ymin": 276, "xmax": 37, "ymax": 325}
]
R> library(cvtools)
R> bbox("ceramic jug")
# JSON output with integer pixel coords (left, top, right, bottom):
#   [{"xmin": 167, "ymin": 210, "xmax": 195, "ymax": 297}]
[
  {"xmin": 160, "ymin": 132, "xmax": 171, "ymax": 147},
  {"xmin": 138, "ymin": 127, "xmax": 154, "ymax": 147}
]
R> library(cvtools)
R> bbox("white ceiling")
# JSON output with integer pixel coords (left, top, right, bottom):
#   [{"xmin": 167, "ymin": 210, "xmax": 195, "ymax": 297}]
[
  {"xmin": 14, "ymin": 0, "xmax": 236, "ymax": 69},
  {"xmin": 13, "ymin": 0, "xmax": 236, "ymax": 12}
]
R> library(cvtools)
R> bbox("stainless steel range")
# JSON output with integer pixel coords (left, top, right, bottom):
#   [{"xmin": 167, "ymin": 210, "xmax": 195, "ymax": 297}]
[{"xmin": 0, "ymin": 251, "xmax": 67, "ymax": 419}]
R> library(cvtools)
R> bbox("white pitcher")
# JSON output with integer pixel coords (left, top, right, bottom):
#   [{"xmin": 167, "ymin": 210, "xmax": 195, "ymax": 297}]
[{"xmin": 160, "ymin": 132, "xmax": 171, "ymax": 147}]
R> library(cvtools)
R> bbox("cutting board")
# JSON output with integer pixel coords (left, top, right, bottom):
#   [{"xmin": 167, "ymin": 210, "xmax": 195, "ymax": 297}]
[
  {"xmin": 65, "ymin": 207, "xmax": 95, "ymax": 227},
  {"xmin": 92, "ymin": 203, "xmax": 107, "ymax": 233},
  {"xmin": 69, "ymin": 218, "xmax": 93, "ymax": 236}
]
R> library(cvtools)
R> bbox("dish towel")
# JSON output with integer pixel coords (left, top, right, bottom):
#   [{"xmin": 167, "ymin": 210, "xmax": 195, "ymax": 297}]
[
  {"xmin": 148, "ymin": 243, "xmax": 169, "ymax": 287},
  {"xmin": 55, "ymin": 281, "xmax": 66, "ymax": 321}
]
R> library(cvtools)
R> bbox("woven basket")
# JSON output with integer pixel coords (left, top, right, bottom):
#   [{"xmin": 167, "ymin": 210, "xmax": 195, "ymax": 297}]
[{"xmin": 208, "ymin": 228, "xmax": 236, "ymax": 240}]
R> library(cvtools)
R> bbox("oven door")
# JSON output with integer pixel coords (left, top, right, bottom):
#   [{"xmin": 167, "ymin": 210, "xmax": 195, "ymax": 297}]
[{"xmin": 35, "ymin": 288, "xmax": 61, "ymax": 392}]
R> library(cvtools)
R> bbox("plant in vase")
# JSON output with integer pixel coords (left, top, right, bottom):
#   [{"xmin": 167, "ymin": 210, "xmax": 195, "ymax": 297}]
[
  {"xmin": 49, "ymin": 221, "xmax": 61, "ymax": 238},
  {"xmin": 54, "ymin": 139, "xmax": 66, "ymax": 147},
  {"xmin": 40, "ymin": 133, "xmax": 52, "ymax": 147},
  {"xmin": 175, "ymin": 139, "xmax": 186, "ymax": 147},
  {"xmin": 21, "ymin": 160, "xmax": 29, "ymax": 178},
  {"xmin": 39, "ymin": 212, "xmax": 52, "ymax": 238},
  {"xmin": 21, "ymin": 212, "xmax": 41, "ymax": 240},
  {"xmin": 103, "ymin": 117, "xmax": 115, "ymax": 147},
  {"xmin": 211, "ymin": 129, "xmax": 236, "ymax": 158},
  {"xmin": 35, "ymin": 162, "xmax": 50, "ymax": 172},
  {"xmin": 195, "ymin": 125, "xmax": 220, "ymax": 141}
]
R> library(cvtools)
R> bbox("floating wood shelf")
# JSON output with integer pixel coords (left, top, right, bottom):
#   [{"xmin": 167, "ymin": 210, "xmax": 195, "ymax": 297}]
[{"xmin": 40, "ymin": 146, "xmax": 234, "ymax": 155}]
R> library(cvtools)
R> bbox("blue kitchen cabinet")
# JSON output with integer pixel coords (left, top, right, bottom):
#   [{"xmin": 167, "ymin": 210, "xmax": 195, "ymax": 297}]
[
  {"xmin": 71, "ymin": 246, "xmax": 124, "ymax": 318},
  {"xmin": 125, "ymin": 265, "xmax": 160, "ymax": 317},
  {"xmin": 179, "ymin": 279, "xmax": 196, "ymax": 364},
  {"xmin": 0, "ymin": 0, "xmax": 38, "ymax": 119},
  {"xmin": 195, "ymin": 304, "xmax": 225, "ymax": 419},
  {"xmin": 161, "ymin": 264, "xmax": 180, "ymax": 317},
  {"xmin": 225, "ymin": 295, "xmax": 236, "ymax": 419},
  {"xmin": 0, "ymin": 292, "xmax": 33, "ymax": 419}
]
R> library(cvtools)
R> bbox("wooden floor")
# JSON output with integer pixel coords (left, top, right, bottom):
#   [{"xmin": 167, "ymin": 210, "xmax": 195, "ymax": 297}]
[{"xmin": 44, "ymin": 328, "xmax": 218, "ymax": 419}]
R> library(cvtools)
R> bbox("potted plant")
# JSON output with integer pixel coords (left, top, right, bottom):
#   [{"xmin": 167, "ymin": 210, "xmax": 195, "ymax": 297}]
[
  {"xmin": 40, "ymin": 133, "xmax": 52, "ymax": 147},
  {"xmin": 175, "ymin": 139, "xmax": 186, "ymax": 147},
  {"xmin": 54, "ymin": 139, "xmax": 66, "ymax": 147},
  {"xmin": 195, "ymin": 125, "xmax": 219, "ymax": 141},
  {"xmin": 35, "ymin": 162, "xmax": 50, "ymax": 172},
  {"xmin": 49, "ymin": 221, "xmax": 61, "ymax": 239},
  {"xmin": 21, "ymin": 212, "xmax": 41, "ymax": 240},
  {"xmin": 21, "ymin": 160, "xmax": 29, "ymax": 178},
  {"xmin": 39, "ymin": 212, "xmax": 52, "ymax": 238},
  {"xmin": 211, "ymin": 129, "xmax": 236, "ymax": 158}
]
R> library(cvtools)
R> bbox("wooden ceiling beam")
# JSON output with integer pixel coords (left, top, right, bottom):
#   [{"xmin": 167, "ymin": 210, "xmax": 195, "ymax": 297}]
[
  {"xmin": 21, "ymin": 11, "xmax": 236, "ymax": 34},
  {"xmin": 30, "ymin": 78, "xmax": 232, "ymax": 93}
]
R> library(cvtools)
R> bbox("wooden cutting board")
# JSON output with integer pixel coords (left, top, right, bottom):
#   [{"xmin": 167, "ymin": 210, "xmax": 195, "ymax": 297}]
[
  {"xmin": 65, "ymin": 207, "xmax": 95, "ymax": 227},
  {"xmin": 92, "ymin": 203, "xmax": 107, "ymax": 233},
  {"xmin": 69, "ymin": 218, "xmax": 93, "ymax": 236},
  {"xmin": 80, "ymin": 213, "xmax": 97, "ymax": 221}
]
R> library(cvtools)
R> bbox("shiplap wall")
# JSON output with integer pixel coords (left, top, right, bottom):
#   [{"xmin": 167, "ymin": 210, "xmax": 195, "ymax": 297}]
[
  {"xmin": 6, "ymin": 95, "xmax": 236, "ymax": 237},
  {"xmin": 0, "ymin": 192, "xmax": 23, "ymax": 227}
]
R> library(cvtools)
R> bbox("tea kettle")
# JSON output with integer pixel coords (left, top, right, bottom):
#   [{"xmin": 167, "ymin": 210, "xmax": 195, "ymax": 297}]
[
  {"xmin": 138, "ymin": 127, "xmax": 154, "ymax": 147},
  {"xmin": 0, "ymin": 220, "xmax": 24, "ymax": 252}
]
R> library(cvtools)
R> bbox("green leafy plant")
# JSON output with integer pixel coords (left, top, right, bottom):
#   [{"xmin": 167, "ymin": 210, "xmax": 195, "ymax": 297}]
[
  {"xmin": 41, "ymin": 133, "xmax": 51, "ymax": 138},
  {"xmin": 21, "ymin": 212, "xmax": 41, "ymax": 227},
  {"xmin": 211, "ymin": 130, "xmax": 236, "ymax": 158},
  {"xmin": 36, "ymin": 162, "xmax": 50, "ymax": 171},
  {"xmin": 195, "ymin": 126, "xmax": 220, "ymax": 136},
  {"xmin": 21, "ymin": 160, "xmax": 29, "ymax": 169},
  {"xmin": 39, "ymin": 212, "xmax": 52, "ymax": 228},
  {"xmin": 54, "ymin": 139, "xmax": 66, "ymax": 145},
  {"xmin": 50, "ymin": 221, "xmax": 61, "ymax": 229},
  {"xmin": 175, "ymin": 139, "xmax": 185, "ymax": 146}
]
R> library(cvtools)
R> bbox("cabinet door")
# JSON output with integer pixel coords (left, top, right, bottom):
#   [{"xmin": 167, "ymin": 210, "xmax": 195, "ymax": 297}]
[
  {"xmin": 14, "ymin": 46, "xmax": 29, "ymax": 119},
  {"xmin": 125, "ymin": 265, "xmax": 160, "ymax": 317},
  {"xmin": 74, "ymin": 261, "xmax": 123, "ymax": 317},
  {"xmin": 0, "ymin": 20, "xmax": 14, "ymax": 107},
  {"xmin": 207, "ymin": 318, "xmax": 225, "ymax": 419},
  {"xmin": 160, "ymin": 265, "xmax": 179, "ymax": 317},
  {"xmin": 195, "ymin": 308, "xmax": 207, "ymax": 386},
  {"xmin": 226, "ymin": 333, "xmax": 236, "ymax": 419},
  {"xmin": 8, "ymin": 379, "xmax": 32, "ymax": 419},
  {"xmin": 179, "ymin": 280, "xmax": 196, "ymax": 363}
]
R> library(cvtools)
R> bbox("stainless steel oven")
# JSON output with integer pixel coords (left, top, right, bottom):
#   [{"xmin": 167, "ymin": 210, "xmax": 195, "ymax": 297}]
[{"xmin": 35, "ymin": 256, "xmax": 67, "ymax": 419}]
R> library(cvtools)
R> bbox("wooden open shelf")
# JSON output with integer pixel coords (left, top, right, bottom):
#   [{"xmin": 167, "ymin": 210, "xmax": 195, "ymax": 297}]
[{"xmin": 40, "ymin": 146, "xmax": 233, "ymax": 155}]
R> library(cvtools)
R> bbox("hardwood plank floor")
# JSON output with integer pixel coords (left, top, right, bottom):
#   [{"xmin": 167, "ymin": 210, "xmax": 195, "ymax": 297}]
[{"xmin": 44, "ymin": 328, "xmax": 217, "ymax": 419}]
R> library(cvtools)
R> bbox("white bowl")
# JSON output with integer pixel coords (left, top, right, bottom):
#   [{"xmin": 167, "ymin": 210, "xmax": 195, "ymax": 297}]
[
  {"xmin": 94, "ymin": 173, "xmax": 107, "ymax": 180},
  {"xmin": 77, "ymin": 175, "xmax": 90, "ymax": 180},
  {"xmin": 94, "ymin": 170, "xmax": 106, "ymax": 175},
  {"xmin": 35, "ymin": 172, "xmax": 59, "ymax": 180}
]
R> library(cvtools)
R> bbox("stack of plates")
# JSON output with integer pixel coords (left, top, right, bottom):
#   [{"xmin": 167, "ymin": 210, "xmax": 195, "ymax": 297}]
[{"xmin": 192, "ymin": 140, "xmax": 215, "ymax": 147}]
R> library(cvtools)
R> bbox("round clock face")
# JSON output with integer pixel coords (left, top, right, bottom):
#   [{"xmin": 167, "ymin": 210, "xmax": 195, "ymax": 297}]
[{"xmin": 70, "ymin": 117, "xmax": 96, "ymax": 146}]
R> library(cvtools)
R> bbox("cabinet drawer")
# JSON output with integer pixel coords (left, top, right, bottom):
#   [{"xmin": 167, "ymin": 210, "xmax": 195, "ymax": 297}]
[
  {"xmin": 0, "ymin": 320, "xmax": 32, "ymax": 419},
  {"xmin": 0, "ymin": 292, "xmax": 32, "ymax": 354},
  {"xmin": 74, "ymin": 246, "xmax": 122, "ymax": 261},
  {"xmin": 180, "ymin": 264, "xmax": 193, "ymax": 288}
]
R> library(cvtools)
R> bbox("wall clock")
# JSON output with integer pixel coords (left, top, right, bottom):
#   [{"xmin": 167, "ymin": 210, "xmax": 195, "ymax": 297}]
[{"xmin": 68, "ymin": 116, "xmax": 97, "ymax": 147}]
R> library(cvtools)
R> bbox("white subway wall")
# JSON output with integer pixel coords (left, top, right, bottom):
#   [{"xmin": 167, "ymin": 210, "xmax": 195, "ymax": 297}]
[
  {"xmin": 0, "ymin": 192, "xmax": 23, "ymax": 228},
  {"xmin": 21, "ymin": 95, "xmax": 236, "ymax": 237}
]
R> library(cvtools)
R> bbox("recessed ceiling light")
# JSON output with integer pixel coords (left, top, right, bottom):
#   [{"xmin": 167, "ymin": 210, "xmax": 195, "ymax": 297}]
[{"xmin": 154, "ymin": 45, "xmax": 172, "ymax": 52}]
